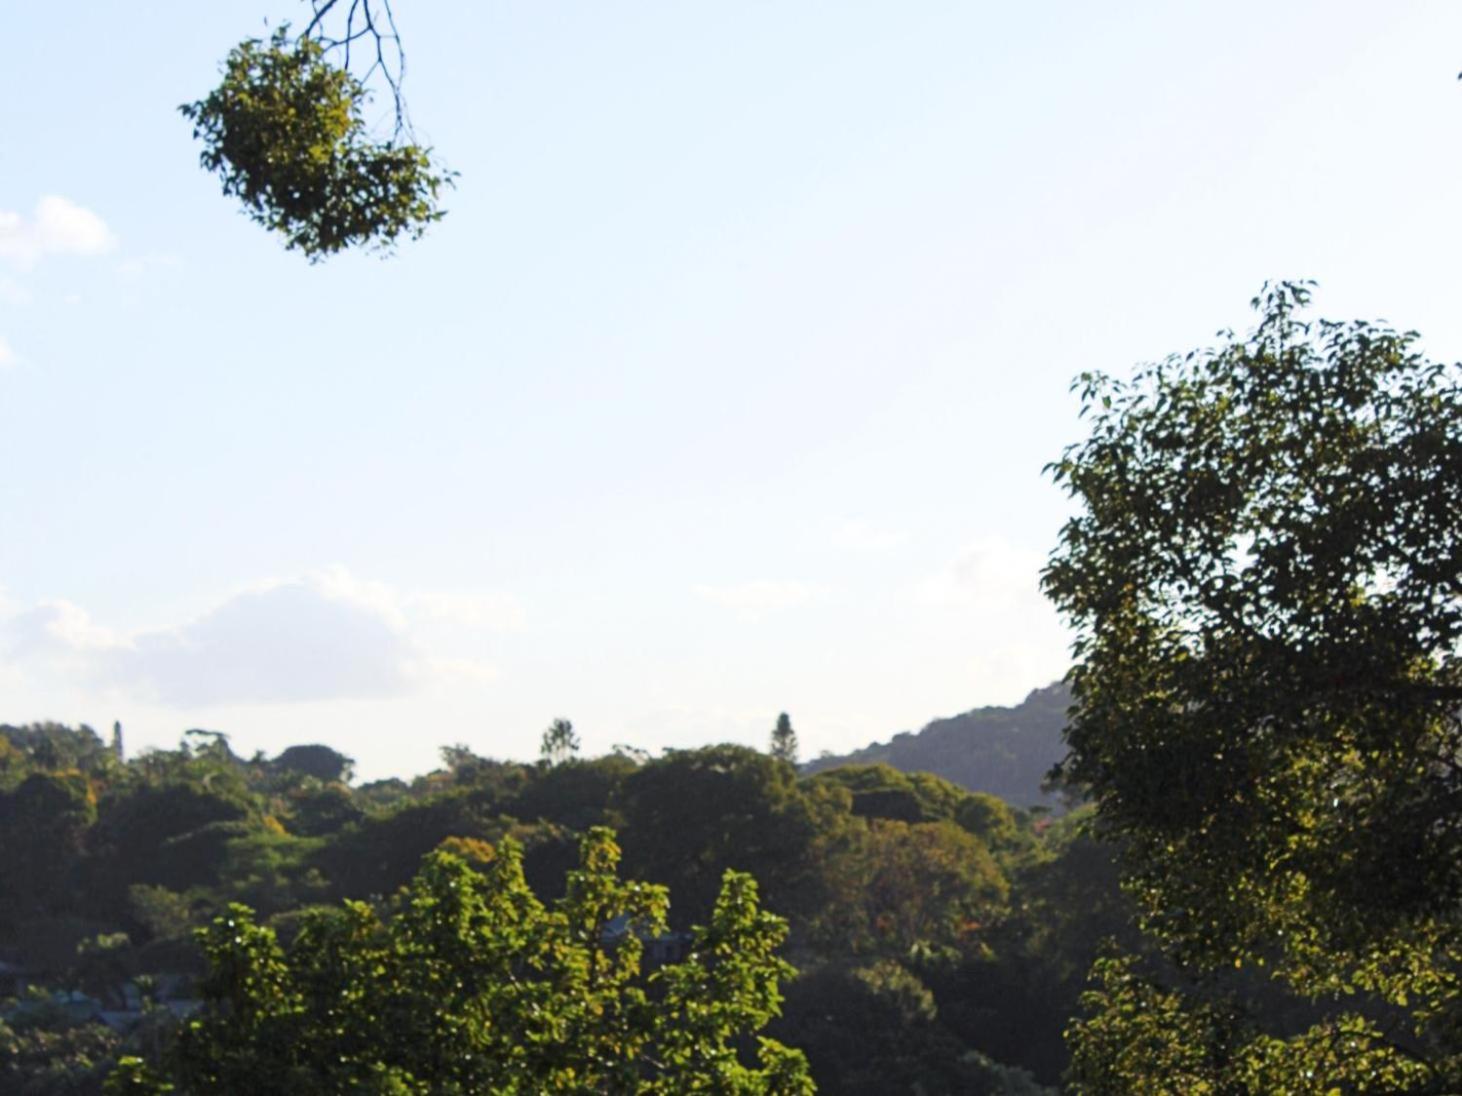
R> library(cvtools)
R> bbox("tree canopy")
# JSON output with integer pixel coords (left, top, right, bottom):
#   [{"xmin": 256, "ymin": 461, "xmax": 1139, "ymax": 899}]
[
  {"xmin": 1045, "ymin": 283, "xmax": 1462, "ymax": 1092},
  {"xmin": 108, "ymin": 828, "xmax": 813, "ymax": 1094}
]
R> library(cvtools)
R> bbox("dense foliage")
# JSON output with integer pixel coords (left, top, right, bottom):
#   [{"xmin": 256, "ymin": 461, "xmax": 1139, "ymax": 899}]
[
  {"xmin": 1046, "ymin": 284, "xmax": 1462, "ymax": 1092},
  {"xmin": 0, "ymin": 721, "xmax": 1084, "ymax": 1094},
  {"xmin": 109, "ymin": 829, "xmax": 811, "ymax": 1094}
]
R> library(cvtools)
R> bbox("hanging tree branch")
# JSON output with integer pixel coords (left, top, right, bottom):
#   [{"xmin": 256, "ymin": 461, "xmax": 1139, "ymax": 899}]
[{"xmin": 181, "ymin": 0, "xmax": 453, "ymax": 260}]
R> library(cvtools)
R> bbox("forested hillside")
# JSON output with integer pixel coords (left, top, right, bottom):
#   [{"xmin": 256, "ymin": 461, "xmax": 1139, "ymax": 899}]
[
  {"xmin": 0, "ymin": 720, "xmax": 1120, "ymax": 1094},
  {"xmin": 803, "ymin": 684, "xmax": 1070, "ymax": 809}
]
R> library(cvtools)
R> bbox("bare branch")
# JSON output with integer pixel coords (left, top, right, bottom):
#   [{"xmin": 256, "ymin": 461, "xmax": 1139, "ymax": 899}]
[
  {"xmin": 301, "ymin": 0, "xmax": 343, "ymax": 40},
  {"xmin": 300, "ymin": 0, "xmax": 413, "ymax": 138}
]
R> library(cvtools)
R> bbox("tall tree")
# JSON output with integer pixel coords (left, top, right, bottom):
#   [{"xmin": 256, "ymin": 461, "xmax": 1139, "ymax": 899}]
[
  {"xmin": 770, "ymin": 713, "xmax": 798, "ymax": 766},
  {"xmin": 541, "ymin": 717, "xmax": 581, "ymax": 767},
  {"xmin": 1044, "ymin": 284, "xmax": 1462, "ymax": 1091}
]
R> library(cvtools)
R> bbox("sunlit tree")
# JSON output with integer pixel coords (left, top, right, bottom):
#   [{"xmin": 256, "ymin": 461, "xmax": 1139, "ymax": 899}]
[{"xmin": 108, "ymin": 828, "xmax": 814, "ymax": 1093}]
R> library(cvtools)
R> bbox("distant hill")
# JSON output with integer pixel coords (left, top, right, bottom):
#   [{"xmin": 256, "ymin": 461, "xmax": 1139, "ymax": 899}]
[{"xmin": 803, "ymin": 682, "xmax": 1071, "ymax": 808}]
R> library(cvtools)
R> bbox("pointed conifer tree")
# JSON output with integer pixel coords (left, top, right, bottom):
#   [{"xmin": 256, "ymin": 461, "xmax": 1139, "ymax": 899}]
[{"xmin": 770, "ymin": 713, "xmax": 798, "ymax": 765}]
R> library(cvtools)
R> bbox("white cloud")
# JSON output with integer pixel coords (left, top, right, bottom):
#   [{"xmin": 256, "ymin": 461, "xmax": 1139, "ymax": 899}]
[
  {"xmin": 4, "ymin": 599, "xmax": 121, "ymax": 655},
  {"xmin": 694, "ymin": 579, "xmax": 821, "ymax": 620},
  {"xmin": 125, "ymin": 582, "xmax": 417, "ymax": 705},
  {"xmin": 0, "ymin": 196, "xmax": 117, "ymax": 269},
  {"xmin": 0, "ymin": 337, "xmax": 14, "ymax": 368},
  {"xmin": 306, "ymin": 567, "xmax": 526, "ymax": 632},
  {"xmin": 1, "ymin": 569, "xmax": 518, "ymax": 708},
  {"xmin": 914, "ymin": 538, "xmax": 1071, "ymax": 692},
  {"xmin": 916, "ymin": 538, "xmax": 1048, "ymax": 610}
]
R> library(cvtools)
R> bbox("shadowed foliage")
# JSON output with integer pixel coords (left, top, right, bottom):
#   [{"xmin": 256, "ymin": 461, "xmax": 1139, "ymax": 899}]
[{"xmin": 1047, "ymin": 284, "xmax": 1462, "ymax": 1093}]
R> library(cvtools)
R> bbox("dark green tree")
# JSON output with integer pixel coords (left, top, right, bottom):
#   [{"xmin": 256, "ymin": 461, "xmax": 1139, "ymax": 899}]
[
  {"xmin": 273, "ymin": 744, "xmax": 354, "ymax": 784},
  {"xmin": 616, "ymin": 745, "xmax": 845, "ymax": 925},
  {"xmin": 811, "ymin": 764, "xmax": 971, "ymax": 826},
  {"xmin": 774, "ymin": 960, "xmax": 1020, "ymax": 1096},
  {"xmin": 1044, "ymin": 284, "xmax": 1462, "ymax": 1091},
  {"xmin": 0, "ymin": 772, "xmax": 97, "ymax": 927},
  {"xmin": 770, "ymin": 714, "xmax": 798, "ymax": 765},
  {"xmin": 811, "ymin": 818, "xmax": 1007, "ymax": 959},
  {"xmin": 0, "ymin": 722, "xmax": 115, "ymax": 779},
  {"xmin": 1, "ymin": 1015, "xmax": 123, "ymax": 1096},
  {"xmin": 541, "ymin": 718, "xmax": 581, "ymax": 768}
]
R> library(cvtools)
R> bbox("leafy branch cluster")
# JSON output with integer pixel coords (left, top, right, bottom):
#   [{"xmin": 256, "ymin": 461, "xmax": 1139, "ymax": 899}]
[{"xmin": 181, "ymin": 7, "xmax": 451, "ymax": 260}]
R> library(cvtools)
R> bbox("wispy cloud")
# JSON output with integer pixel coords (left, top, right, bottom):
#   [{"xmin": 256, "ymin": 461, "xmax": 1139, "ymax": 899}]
[
  {"xmin": 915, "ymin": 538, "xmax": 1047, "ymax": 610},
  {"xmin": 0, "ymin": 196, "xmax": 117, "ymax": 270},
  {"xmin": 4, "ymin": 598, "xmax": 122, "ymax": 656},
  {"xmin": 0, "ymin": 337, "xmax": 14, "ymax": 368},
  {"xmin": 914, "ymin": 538, "xmax": 1071, "ymax": 690}
]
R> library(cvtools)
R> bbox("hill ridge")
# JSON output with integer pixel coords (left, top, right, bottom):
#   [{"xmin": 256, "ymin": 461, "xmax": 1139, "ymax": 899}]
[{"xmin": 803, "ymin": 682, "xmax": 1071, "ymax": 808}]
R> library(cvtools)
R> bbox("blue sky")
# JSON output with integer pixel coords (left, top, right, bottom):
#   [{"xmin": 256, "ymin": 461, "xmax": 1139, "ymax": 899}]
[{"xmin": 3, "ymin": 1, "xmax": 1461, "ymax": 779}]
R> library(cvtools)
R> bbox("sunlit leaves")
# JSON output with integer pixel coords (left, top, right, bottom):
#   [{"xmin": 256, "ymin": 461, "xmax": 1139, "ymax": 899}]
[
  {"xmin": 122, "ymin": 828, "xmax": 812, "ymax": 1093},
  {"xmin": 180, "ymin": 29, "xmax": 451, "ymax": 259},
  {"xmin": 1066, "ymin": 957, "xmax": 1438, "ymax": 1095}
]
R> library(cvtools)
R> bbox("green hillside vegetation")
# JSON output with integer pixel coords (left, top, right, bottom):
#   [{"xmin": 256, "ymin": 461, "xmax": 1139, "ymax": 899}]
[
  {"xmin": 802, "ymin": 683, "xmax": 1070, "ymax": 809},
  {"xmin": 0, "ymin": 721, "xmax": 1105, "ymax": 1094}
]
